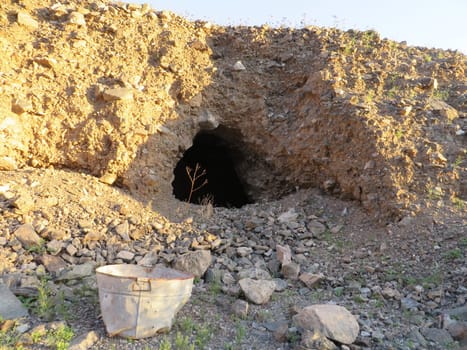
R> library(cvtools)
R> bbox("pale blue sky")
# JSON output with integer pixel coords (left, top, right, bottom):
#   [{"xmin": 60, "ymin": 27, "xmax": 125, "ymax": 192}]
[{"xmin": 133, "ymin": 0, "xmax": 466, "ymax": 53}]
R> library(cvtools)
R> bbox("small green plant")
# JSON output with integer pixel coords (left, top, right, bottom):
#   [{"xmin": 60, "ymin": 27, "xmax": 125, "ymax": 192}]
[
  {"xmin": 26, "ymin": 240, "xmax": 46, "ymax": 254},
  {"xmin": 371, "ymin": 297, "xmax": 385, "ymax": 309},
  {"xmin": 423, "ymin": 54, "xmax": 432, "ymax": 62},
  {"xmin": 178, "ymin": 317, "xmax": 195, "ymax": 334},
  {"xmin": 234, "ymin": 320, "xmax": 246, "ymax": 345},
  {"xmin": 334, "ymin": 286, "xmax": 344, "ymax": 297},
  {"xmin": 309, "ymin": 289, "xmax": 325, "ymax": 303},
  {"xmin": 342, "ymin": 38, "xmax": 356, "ymax": 55},
  {"xmin": 420, "ymin": 270, "xmax": 443, "ymax": 289},
  {"xmin": 55, "ymin": 291, "xmax": 70, "ymax": 321},
  {"xmin": 208, "ymin": 278, "xmax": 222, "ymax": 296},
  {"xmin": 45, "ymin": 324, "xmax": 74, "ymax": 350},
  {"xmin": 36, "ymin": 277, "xmax": 54, "ymax": 320},
  {"xmin": 443, "ymin": 248, "xmax": 463, "ymax": 260},
  {"xmin": 451, "ymin": 197, "xmax": 465, "ymax": 210},
  {"xmin": 18, "ymin": 295, "xmax": 35, "ymax": 310},
  {"xmin": 353, "ymin": 295, "xmax": 366, "ymax": 304},
  {"xmin": 401, "ymin": 275, "xmax": 418, "ymax": 287},
  {"xmin": 395, "ymin": 129, "xmax": 404, "ymax": 140},
  {"xmin": 406, "ymin": 338, "xmax": 416, "ymax": 349},
  {"xmin": 159, "ymin": 337, "xmax": 172, "ymax": 350},
  {"xmin": 321, "ymin": 230, "xmax": 334, "ymax": 243},
  {"xmin": 287, "ymin": 330, "xmax": 301, "ymax": 345},
  {"xmin": 364, "ymin": 90, "xmax": 375, "ymax": 103},
  {"xmin": 0, "ymin": 326, "xmax": 21, "ymax": 349},
  {"xmin": 460, "ymin": 238, "xmax": 467, "ymax": 248},
  {"xmin": 433, "ymin": 88, "xmax": 450, "ymax": 101},
  {"xmin": 174, "ymin": 332, "xmax": 193, "ymax": 350},
  {"xmin": 194, "ymin": 324, "xmax": 212, "ymax": 348},
  {"xmin": 382, "ymin": 267, "xmax": 402, "ymax": 282},
  {"xmin": 387, "ymin": 87, "xmax": 398, "ymax": 99},
  {"xmin": 255, "ymin": 310, "xmax": 271, "ymax": 322},
  {"xmin": 452, "ymin": 155, "xmax": 464, "ymax": 169},
  {"xmin": 30, "ymin": 329, "xmax": 43, "ymax": 343},
  {"xmin": 427, "ymin": 185, "xmax": 443, "ymax": 201},
  {"xmin": 361, "ymin": 29, "xmax": 379, "ymax": 50}
]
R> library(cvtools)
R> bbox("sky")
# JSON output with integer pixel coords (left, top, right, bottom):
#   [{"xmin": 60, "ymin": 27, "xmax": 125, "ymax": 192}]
[{"xmin": 132, "ymin": 0, "xmax": 466, "ymax": 54}]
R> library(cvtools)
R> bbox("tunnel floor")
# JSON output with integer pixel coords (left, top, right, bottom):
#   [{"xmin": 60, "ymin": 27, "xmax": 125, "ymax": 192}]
[{"xmin": 172, "ymin": 132, "xmax": 250, "ymax": 208}]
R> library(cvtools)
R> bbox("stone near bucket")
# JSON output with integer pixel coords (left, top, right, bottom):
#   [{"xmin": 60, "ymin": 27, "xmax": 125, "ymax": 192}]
[
  {"xmin": 96, "ymin": 264, "xmax": 193, "ymax": 339},
  {"xmin": 0, "ymin": 282, "xmax": 29, "ymax": 320}
]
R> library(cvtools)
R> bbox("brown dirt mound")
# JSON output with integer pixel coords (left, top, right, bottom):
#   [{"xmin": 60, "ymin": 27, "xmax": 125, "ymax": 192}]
[{"xmin": 1, "ymin": 0, "xmax": 466, "ymax": 220}]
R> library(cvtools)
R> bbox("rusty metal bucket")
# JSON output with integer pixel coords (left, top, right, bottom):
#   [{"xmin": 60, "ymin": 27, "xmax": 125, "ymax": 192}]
[{"xmin": 96, "ymin": 264, "xmax": 193, "ymax": 339}]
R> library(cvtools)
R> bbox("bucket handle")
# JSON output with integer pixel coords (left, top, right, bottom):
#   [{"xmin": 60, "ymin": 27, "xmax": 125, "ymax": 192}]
[{"xmin": 132, "ymin": 277, "xmax": 151, "ymax": 292}]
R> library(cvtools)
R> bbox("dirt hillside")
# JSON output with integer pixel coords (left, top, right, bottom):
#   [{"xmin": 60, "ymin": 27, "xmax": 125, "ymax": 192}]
[
  {"xmin": 0, "ymin": 1, "xmax": 466, "ymax": 350},
  {"xmin": 1, "ymin": 0, "xmax": 466, "ymax": 220}
]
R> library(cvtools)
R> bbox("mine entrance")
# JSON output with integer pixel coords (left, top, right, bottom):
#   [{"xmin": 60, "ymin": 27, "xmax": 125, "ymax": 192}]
[{"xmin": 172, "ymin": 130, "xmax": 250, "ymax": 208}]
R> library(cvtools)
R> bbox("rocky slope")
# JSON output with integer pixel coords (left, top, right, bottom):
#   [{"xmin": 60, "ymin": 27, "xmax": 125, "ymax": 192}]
[{"xmin": 0, "ymin": 0, "xmax": 466, "ymax": 349}]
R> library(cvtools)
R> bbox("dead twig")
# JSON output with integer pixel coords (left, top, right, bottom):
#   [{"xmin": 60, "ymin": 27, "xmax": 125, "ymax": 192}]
[{"xmin": 185, "ymin": 163, "xmax": 208, "ymax": 203}]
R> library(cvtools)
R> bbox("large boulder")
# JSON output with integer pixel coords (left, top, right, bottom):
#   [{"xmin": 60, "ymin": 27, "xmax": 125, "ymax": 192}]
[{"xmin": 293, "ymin": 304, "xmax": 359, "ymax": 344}]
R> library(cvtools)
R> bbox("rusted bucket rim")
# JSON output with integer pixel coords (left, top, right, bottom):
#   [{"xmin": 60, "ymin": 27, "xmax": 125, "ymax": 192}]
[{"xmin": 96, "ymin": 264, "xmax": 193, "ymax": 281}]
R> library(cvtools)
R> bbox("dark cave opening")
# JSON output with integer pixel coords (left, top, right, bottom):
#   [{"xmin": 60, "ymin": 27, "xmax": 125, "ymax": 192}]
[{"xmin": 172, "ymin": 131, "xmax": 251, "ymax": 208}]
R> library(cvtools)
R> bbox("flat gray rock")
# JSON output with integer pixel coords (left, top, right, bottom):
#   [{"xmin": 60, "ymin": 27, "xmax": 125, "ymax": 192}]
[
  {"xmin": 293, "ymin": 304, "xmax": 359, "ymax": 345},
  {"xmin": 173, "ymin": 250, "xmax": 211, "ymax": 278},
  {"xmin": 0, "ymin": 282, "xmax": 29, "ymax": 319},
  {"xmin": 239, "ymin": 278, "xmax": 275, "ymax": 305}
]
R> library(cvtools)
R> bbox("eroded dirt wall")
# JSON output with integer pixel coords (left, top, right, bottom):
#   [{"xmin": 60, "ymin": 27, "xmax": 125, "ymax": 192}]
[{"xmin": 1, "ymin": 0, "xmax": 466, "ymax": 219}]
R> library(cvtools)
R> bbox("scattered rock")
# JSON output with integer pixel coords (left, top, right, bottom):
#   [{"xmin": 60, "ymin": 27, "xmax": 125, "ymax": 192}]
[
  {"xmin": 102, "ymin": 88, "xmax": 134, "ymax": 102},
  {"xmin": 273, "ymin": 278, "xmax": 288, "ymax": 292},
  {"xmin": 293, "ymin": 304, "xmax": 359, "ymax": 344},
  {"xmin": 116, "ymin": 250, "xmax": 135, "ymax": 261},
  {"xmin": 36, "ymin": 255, "xmax": 67, "ymax": 275},
  {"xmin": 239, "ymin": 278, "xmax": 276, "ymax": 305},
  {"xmin": 300, "ymin": 329, "xmax": 338, "ymax": 350},
  {"xmin": 56, "ymin": 263, "xmax": 95, "ymax": 282},
  {"xmin": 68, "ymin": 330, "xmax": 99, "ymax": 350},
  {"xmin": 273, "ymin": 322, "xmax": 289, "ymax": 342},
  {"xmin": 281, "ymin": 262, "xmax": 300, "ymax": 280},
  {"xmin": 421, "ymin": 327, "xmax": 454, "ymax": 345},
  {"xmin": 231, "ymin": 299, "xmax": 249, "ymax": 318},
  {"xmin": 299, "ymin": 272, "xmax": 323, "ymax": 289},
  {"xmin": 11, "ymin": 193, "xmax": 35, "ymax": 214},
  {"xmin": 173, "ymin": 250, "xmax": 212, "ymax": 278},
  {"xmin": 232, "ymin": 61, "xmax": 246, "ymax": 71},
  {"xmin": 276, "ymin": 244, "xmax": 292, "ymax": 265},
  {"xmin": 237, "ymin": 268, "xmax": 271, "ymax": 280},
  {"xmin": 16, "ymin": 12, "xmax": 39, "ymax": 29},
  {"xmin": 137, "ymin": 250, "xmax": 159, "ymax": 267},
  {"xmin": 99, "ymin": 173, "xmax": 117, "ymax": 185},
  {"xmin": 401, "ymin": 297, "xmax": 420, "ymax": 311},
  {"xmin": 14, "ymin": 224, "xmax": 42, "ymax": 249},
  {"xmin": 33, "ymin": 57, "xmax": 57, "ymax": 69},
  {"xmin": 447, "ymin": 305, "xmax": 467, "ymax": 321},
  {"xmin": 68, "ymin": 12, "xmax": 86, "ymax": 27},
  {"xmin": 198, "ymin": 110, "xmax": 219, "ymax": 130},
  {"xmin": 236, "ymin": 247, "xmax": 252, "ymax": 257},
  {"xmin": 0, "ymin": 282, "xmax": 29, "ymax": 319},
  {"xmin": 446, "ymin": 321, "xmax": 467, "ymax": 343},
  {"xmin": 47, "ymin": 239, "xmax": 65, "ymax": 255},
  {"xmin": 382, "ymin": 287, "xmax": 402, "ymax": 300},
  {"xmin": 11, "ymin": 99, "xmax": 32, "ymax": 114},
  {"xmin": 277, "ymin": 208, "xmax": 298, "ymax": 223},
  {"xmin": 308, "ymin": 221, "xmax": 326, "ymax": 236},
  {"xmin": 114, "ymin": 221, "xmax": 130, "ymax": 241},
  {"xmin": 0, "ymin": 157, "xmax": 17, "ymax": 170}
]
